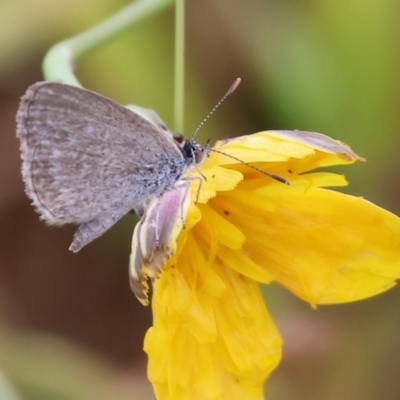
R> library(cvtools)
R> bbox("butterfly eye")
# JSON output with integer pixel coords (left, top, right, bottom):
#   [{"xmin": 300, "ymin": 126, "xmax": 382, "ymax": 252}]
[{"xmin": 172, "ymin": 133, "xmax": 184, "ymax": 143}]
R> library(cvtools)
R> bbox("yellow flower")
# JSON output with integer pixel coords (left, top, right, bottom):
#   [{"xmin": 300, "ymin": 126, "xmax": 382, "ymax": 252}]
[{"xmin": 131, "ymin": 130, "xmax": 400, "ymax": 400}]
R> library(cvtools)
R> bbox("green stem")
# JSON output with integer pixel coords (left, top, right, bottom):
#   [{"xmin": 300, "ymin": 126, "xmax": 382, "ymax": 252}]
[
  {"xmin": 174, "ymin": 0, "xmax": 185, "ymax": 133},
  {"xmin": 43, "ymin": 0, "xmax": 174, "ymax": 87}
]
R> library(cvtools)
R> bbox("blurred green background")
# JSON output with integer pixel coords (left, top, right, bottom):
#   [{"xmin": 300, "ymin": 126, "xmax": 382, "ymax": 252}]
[{"xmin": 1, "ymin": 0, "xmax": 400, "ymax": 399}]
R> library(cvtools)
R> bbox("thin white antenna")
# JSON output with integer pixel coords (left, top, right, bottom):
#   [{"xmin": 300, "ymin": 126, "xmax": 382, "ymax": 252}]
[{"xmin": 192, "ymin": 78, "xmax": 241, "ymax": 139}]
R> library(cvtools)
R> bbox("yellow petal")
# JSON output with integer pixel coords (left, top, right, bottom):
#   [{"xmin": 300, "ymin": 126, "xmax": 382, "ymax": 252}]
[
  {"xmin": 234, "ymin": 186, "xmax": 400, "ymax": 304},
  {"xmin": 145, "ymin": 236, "xmax": 282, "ymax": 400}
]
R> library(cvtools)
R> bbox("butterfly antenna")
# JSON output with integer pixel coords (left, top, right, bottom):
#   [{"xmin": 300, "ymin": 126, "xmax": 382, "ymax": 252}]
[
  {"xmin": 209, "ymin": 148, "xmax": 289, "ymax": 185},
  {"xmin": 192, "ymin": 78, "xmax": 241, "ymax": 139},
  {"xmin": 191, "ymin": 77, "xmax": 288, "ymax": 185}
]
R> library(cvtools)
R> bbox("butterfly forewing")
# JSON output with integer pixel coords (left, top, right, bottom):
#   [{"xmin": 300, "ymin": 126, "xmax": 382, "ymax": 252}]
[{"xmin": 16, "ymin": 82, "xmax": 186, "ymax": 225}]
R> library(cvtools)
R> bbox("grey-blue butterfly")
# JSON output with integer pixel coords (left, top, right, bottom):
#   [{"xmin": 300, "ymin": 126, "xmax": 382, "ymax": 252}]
[{"xmin": 16, "ymin": 82, "xmax": 200, "ymax": 252}]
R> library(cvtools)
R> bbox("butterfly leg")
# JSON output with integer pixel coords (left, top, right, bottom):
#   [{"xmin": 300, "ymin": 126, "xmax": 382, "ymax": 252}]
[{"xmin": 69, "ymin": 213, "xmax": 125, "ymax": 252}]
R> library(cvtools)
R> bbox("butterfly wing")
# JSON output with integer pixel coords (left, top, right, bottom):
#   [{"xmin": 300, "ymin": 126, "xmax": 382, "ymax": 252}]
[{"xmin": 16, "ymin": 82, "xmax": 186, "ymax": 225}]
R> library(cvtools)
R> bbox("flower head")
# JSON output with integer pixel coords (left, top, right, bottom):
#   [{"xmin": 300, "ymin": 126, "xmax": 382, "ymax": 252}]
[{"xmin": 131, "ymin": 130, "xmax": 400, "ymax": 400}]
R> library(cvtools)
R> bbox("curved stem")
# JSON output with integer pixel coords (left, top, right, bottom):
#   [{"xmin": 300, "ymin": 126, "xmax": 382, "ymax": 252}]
[{"xmin": 43, "ymin": 0, "xmax": 174, "ymax": 87}]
